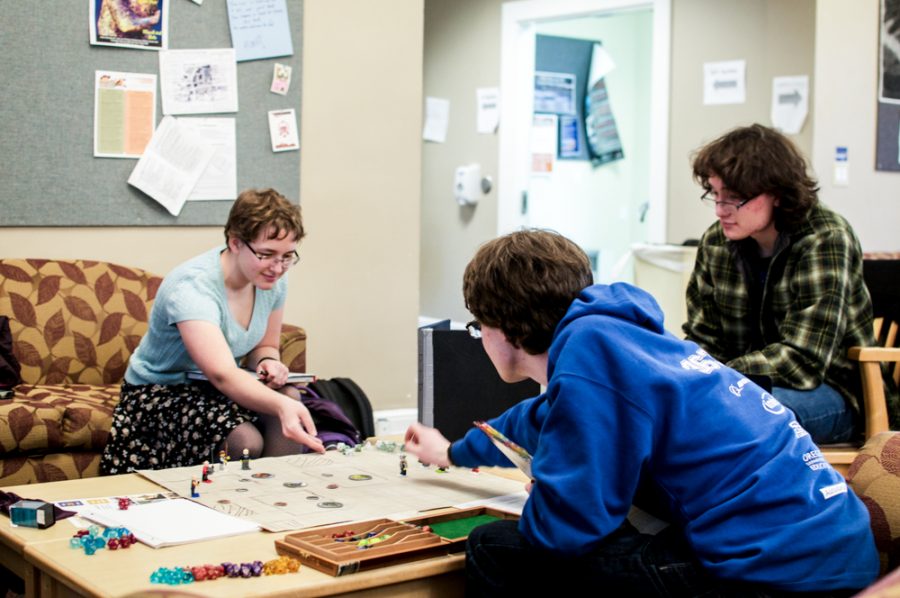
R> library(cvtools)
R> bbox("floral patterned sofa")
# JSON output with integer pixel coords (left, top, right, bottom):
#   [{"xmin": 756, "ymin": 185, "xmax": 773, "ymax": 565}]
[{"xmin": 0, "ymin": 259, "xmax": 307, "ymax": 486}]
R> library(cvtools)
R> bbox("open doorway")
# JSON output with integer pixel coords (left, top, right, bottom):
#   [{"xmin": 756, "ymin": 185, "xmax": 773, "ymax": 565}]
[{"xmin": 498, "ymin": 0, "xmax": 670, "ymax": 283}]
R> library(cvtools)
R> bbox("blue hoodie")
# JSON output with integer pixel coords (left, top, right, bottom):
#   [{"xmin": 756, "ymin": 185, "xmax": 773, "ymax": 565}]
[{"xmin": 451, "ymin": 283, "xmax": 878, "ymax": 591}]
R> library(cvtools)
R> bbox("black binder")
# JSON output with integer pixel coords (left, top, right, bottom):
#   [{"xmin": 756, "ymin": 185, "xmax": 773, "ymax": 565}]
[{"xmin": 418, "ymin": 328, "xmax": 540, "ymax": 442}]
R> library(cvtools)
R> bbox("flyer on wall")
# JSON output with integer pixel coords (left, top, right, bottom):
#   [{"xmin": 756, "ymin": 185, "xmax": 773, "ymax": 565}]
[
  {"xmin": 93, "ymin": 70, "xmax": 157, "ymax": 158},
  {"xmin": 158, "ymin": 49, "xmax": 239, "ymax": 115},
  {"xmin": 89, "ymin": 0, "xmax": 168, "ymax": 50}
]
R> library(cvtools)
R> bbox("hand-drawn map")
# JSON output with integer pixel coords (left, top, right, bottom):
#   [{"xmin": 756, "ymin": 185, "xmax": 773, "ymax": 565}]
[{"xmin": 138, "ymin": 446, "xmax": 525, "ymax": 532}]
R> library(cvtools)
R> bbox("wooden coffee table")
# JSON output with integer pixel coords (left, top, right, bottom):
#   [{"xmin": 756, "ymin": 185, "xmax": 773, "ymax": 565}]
[{"xmin": 0, "ymin": 473, "xmax": 482, "ymax": 597}]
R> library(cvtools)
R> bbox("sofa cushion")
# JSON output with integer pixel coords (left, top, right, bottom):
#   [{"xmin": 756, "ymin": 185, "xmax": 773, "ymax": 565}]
[
  {"xmin": 848, "ymin": 431, "xmax": 900, "ymax": 574},
  {"xmin": 0, "ymin": 259, "xmax": 161, "ymax": 386},
  {"xmin": 0, "ymin": 384, "xmax": 118, "ymax": 455},
  {"xmin": 0, "ymin": 453, "xmax": 103, "ymax": 486}
]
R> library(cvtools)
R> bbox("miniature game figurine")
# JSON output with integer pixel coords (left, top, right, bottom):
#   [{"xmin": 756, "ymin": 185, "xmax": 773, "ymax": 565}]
[
  {"xmin": 399, "ymin": 455, "xmax": 408, "ymax": 477},
  {"xmin": 202, "ymin": 460, "xmax": 212, "ymax": 483},
  {"xmin": 117, "ymin": 497, "xmax": 130, "ymax": 510},
  {"xmin": 219, "ymin": 450, "xmax": 228, "ymax": 471},
  {"xmin": 190, "ymin": 477, "xmax": 200, "ymax": 498},
  {"xmin": 241, "ymin": 448, "xmax": 251, "ymax": 470}
]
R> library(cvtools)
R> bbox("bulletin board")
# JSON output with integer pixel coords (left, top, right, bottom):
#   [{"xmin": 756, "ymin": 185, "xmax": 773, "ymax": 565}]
[
  {"xmin": 0, "ymin": 1, "xmax": 302, "ymax": 226},
  {"xmin": 536, "ymin": 34, "xmax": 593, "ymax": 162}
]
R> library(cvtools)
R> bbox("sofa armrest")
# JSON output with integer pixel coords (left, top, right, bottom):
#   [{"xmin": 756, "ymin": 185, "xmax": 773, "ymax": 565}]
[{"xmin": 280, "ymin": 324, "xmax": 307, "ymax": 373}]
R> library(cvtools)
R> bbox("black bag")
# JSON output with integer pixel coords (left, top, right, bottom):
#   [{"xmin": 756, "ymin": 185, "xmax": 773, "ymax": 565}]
[
  {"xmin": 307, "ymin": 378, "xmax": 375, "ymax": 440},
  {"xmin": 0, "ymin": 316, "xmax": 21, "ymax": 394}
]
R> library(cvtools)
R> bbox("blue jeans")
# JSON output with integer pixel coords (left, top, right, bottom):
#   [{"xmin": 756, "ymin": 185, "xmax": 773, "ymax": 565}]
[
  {"xmin": 772, "ymin": 384, "xmax": 854, "ymax": 444},
  {"xmin": 465, "ymin": 520, "xmax": 858, "ymax": 597}
]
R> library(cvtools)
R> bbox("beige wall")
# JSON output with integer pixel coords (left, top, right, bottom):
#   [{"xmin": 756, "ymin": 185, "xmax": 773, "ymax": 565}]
[
  {"xmin": 420, "ymin": 0, "xmax": 504, "ymax": 324},
  {"xmin": 0, "ymin": 0, "xmax": 424, "ymax": 411},
  {"xmin": 421, "ymin": 0, "xmax": 819, "ymax": 322},
  {"xmin": 667, "ymin": 0, "xmax": 817, "ymax": 245},
  {"xmin": 812, "ymin": 0, "xmax": 900, "ymax": 252}
]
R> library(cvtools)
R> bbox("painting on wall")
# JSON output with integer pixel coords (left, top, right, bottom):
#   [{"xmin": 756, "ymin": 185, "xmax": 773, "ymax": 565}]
[
  {"xmin": 876, "ymin": 0, "xmax": 900, "ymax": 171},
  {"xmin": 881, "ymin": 0, "xmax": 900, "ymax": 103}
]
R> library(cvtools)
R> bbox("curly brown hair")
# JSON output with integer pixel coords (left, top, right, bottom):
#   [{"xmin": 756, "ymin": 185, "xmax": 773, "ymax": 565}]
[
  {"xmin": 223, "ymin": 188, "xmax": 304, "ymax": 244},
  {"xmin": 692, "ymin": 124, "xmax": 819, "ymax": 231},
  {"xmin": 463, "ymin": 230, "xmax": 593, "ymax": 355}
]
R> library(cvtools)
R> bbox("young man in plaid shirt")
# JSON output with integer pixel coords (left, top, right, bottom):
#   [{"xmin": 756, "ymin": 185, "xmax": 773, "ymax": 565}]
[{"xmin": 684, "ymin": 124, "xmax": 876, "ymax": 444}]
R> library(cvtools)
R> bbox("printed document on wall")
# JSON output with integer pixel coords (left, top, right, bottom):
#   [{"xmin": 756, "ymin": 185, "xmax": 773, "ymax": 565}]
[
  {"xmin": 530, "ymin": 114, "xmax": 557, "ymax": 176},
  {"xmin": 93, "ymin": 71, "xmax": 157, "ymax": 158},
  {"xmin": 178, "ymin": 117, "xmax": 237, "ymax": 200},
  {"xmin": 159, "ymin": 49, "xmax": 238, "ymax": 115},
  {"xmin": 267, "ymin": 109, "xmax": 299, "ymax": 152},
  {"xmin": 770, "ymin": 76, "xmax": 809, "ymax": 134},
  {"xmin": 703, "ymin": 60, "xmax": 746, "ymax": 105},
  {"xmin": 227, "ymin": 0, "xmax": 293, "ymax": 62},
  {"xmin": 476, "ymin": 88, "xmax": 500, "ymax": 134},
  {"xmin": 90, "ymin": 0, "xmax": 167, "ymax": 50},
  {"xmin": 423, "ymin": 97, "xmax": 450, "ymax": 143},
  {"xmin": 534, "ymin": 72, "xmax": 576, "ymax": 115},
  {"xmin": 127, "ymin": 116, "xmax": 214, "ymax": 216}
]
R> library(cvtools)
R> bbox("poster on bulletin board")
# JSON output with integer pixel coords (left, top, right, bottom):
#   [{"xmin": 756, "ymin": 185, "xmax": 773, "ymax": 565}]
[{"xmin": 90, "ymin": 0, "xmax": 168, "ymax": 50}]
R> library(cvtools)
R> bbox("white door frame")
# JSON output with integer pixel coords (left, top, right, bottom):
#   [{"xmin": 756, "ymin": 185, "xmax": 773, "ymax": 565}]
[{"xmin": 498, "ymin": 0, "xmax": 671, "ymax": 243}]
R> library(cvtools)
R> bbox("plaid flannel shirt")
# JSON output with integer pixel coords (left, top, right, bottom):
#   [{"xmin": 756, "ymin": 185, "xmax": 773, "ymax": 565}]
[{"xmin": 683, "ymin": 204, "xmax": 874, "ymax": 414}]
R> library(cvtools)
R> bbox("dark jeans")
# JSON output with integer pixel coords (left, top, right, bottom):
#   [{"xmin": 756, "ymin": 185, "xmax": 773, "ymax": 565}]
[
  {"xmin": 465, "ymin": 520, "xmax": 859, "ymax": 598},
  {"xmin": 772, "ymin": 384, "xmax": 855, "ymax": 445}
]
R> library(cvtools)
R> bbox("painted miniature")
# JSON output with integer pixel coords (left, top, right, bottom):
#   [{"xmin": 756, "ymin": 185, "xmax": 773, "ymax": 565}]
[
  {"xmin": 399, "ymin": 455, "xmax": 408, "ymax": 477},
  {"xmin": 241, "ymin": 448, "xmax": 251, "ymax": 470},
  {"xmin": 190, "ymin": 477, "xmax": 200, "ymax": 498}
]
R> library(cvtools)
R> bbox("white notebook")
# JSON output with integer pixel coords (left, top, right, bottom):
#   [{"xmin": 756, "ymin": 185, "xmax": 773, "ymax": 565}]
[{"xmin": 79, "ymin": 498, "xmax": 260, "ymax": 548}]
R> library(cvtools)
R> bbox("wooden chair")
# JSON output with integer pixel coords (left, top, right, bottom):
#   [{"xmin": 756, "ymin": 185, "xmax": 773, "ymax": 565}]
[
  {"xmin": 824, "ymin": 316, "xmax": 900, "ymax": 475},
  {"xmin": 823, "ymin": 257, "xmax": 900, "ymax": 475}
]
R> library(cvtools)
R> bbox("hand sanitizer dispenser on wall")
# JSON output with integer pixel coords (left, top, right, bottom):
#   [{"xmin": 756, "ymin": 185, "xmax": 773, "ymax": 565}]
[{"xmin": 454, "ymin": 163, "xmax": 482, "ymax": 206}]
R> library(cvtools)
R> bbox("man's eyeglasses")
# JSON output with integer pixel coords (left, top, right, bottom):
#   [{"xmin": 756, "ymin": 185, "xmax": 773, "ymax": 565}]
[
  {"xmin": 700, "ymin": 189, "xmax": 754, "ymax": 214},
  {"xmin": 245, "ymin": 241, "xmax": 300, "ymax": 268},
  {"xmin": 466, "ymin": 320, "xmax": 482, "ymax": 339}
]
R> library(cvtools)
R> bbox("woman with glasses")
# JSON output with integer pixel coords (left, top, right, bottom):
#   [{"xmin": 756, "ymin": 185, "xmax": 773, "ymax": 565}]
[
  {"xmin": 683, "ymin": 124, "xmax": 876, "ymax": 444},
  {"xmin": 101, "ymin": 189, "xmax": 324, "ymax": 475}
]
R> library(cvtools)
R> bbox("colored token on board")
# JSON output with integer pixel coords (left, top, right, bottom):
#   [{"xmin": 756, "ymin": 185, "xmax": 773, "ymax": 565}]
[
  {"xmin": 251, "ymin": 473, "xmax": 273, "ymax": 479},
  {"xmin": 317, "ymin": 501, "xmax": 343, "ymax": 508},
  {"xmin": 348, "ymin": 474, "xmax": 372, "ymax": 481},
  {"xmin": 283, "ymin": 481, "xmax": 308, "ymax": 488}
]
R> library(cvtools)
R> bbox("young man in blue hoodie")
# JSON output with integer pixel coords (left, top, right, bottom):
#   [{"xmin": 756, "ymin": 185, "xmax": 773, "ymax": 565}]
[{"xmin": 405, "ymin": 230, "xmax": 877, "ymax": 596}]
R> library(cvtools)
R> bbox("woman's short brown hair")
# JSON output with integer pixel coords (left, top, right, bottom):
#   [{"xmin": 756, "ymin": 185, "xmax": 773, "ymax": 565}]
[
  {"xmin": 463, "ymin": 230, "xmax": 593, "ymax": 355},
  {"xmin": 692, "ymin": 124, "xmax": 819, "ymax": 231},
  {"xmin": 224, "ymin": 188, "xmax": 304, "ymax": 244}
]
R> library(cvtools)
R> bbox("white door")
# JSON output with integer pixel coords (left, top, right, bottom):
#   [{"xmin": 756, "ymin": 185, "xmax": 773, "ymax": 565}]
[{"xmin": 498, "ymin": 0, "xmax": 670, "ymax": 283}]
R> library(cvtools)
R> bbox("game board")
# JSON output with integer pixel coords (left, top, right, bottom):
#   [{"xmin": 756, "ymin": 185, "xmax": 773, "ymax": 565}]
[{"xmin": 137, "ymin": 446, "xmax": 526, "ymax": 532}]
